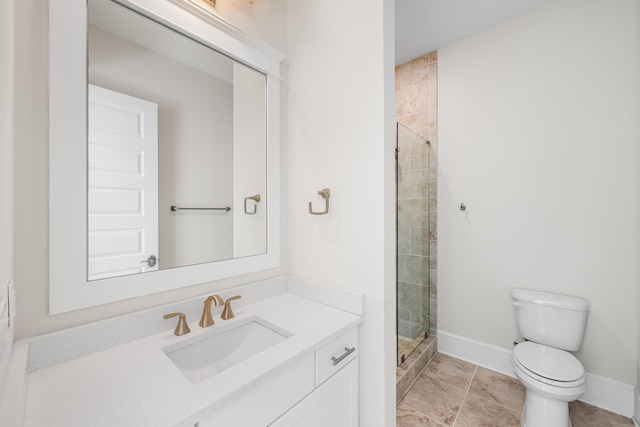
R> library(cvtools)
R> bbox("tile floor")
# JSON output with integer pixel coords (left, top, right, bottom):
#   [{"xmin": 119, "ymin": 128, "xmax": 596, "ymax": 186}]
[
  {"xmin": 397, "ymin": 353, "xmax": 635, "ymax": 427},
  {"xmin": 397, "ymin": 336, "xmax": 438, "ymax": 402}
]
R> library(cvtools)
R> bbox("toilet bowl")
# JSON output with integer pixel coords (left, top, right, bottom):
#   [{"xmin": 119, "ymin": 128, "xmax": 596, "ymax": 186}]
[
  {"xmin": 511, "ymin": 289, "xmax": 589, "ymax": 427},
  {"xmin": 511, "ymin": 341, "xmax": 586, "ymax": 427}
]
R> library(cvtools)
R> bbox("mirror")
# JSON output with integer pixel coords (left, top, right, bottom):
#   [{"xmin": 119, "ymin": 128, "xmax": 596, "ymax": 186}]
[
  {"xmin": 87, "ymin": 0, "xmax": 266, "ymax": 280},
  {"xmin": 49, "ymin": 0, "xmax": 282, "ymax": 313}
]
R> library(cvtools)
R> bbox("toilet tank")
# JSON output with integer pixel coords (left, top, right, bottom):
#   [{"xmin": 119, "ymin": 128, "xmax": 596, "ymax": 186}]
[{"xmin": 512, "ymin": 288, "xmax": 589, "ymax": 351}]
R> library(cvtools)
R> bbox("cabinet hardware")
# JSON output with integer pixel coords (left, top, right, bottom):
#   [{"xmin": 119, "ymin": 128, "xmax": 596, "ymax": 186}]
[{"xmin": 331, "ymin": 346, "xmax": 356, "ymax": 366}]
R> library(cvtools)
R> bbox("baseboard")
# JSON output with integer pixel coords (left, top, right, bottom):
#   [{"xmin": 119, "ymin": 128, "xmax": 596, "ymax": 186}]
[
  {"xmin": 580, "ymin": 372, "xmax": 635, "ymax": 418},
  {"xmin": 437, "ymin": 330, "xmax": 514, "ymax": 377},
  {"xmin": 437, "ymin": 330, "xmax": 635, "ymax": 418}
]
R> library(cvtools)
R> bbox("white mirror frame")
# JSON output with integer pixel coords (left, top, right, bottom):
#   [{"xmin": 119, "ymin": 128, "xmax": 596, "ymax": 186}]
[{"xmin": 49, "ymin": 0, "xmax": 283, "ymax": 314}]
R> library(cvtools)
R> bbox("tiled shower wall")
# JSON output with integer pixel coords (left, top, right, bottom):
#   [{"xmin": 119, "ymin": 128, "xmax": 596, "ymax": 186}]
[{"xmin": 396, "ymin": 51, "xmax": 438, "ymax": 336}]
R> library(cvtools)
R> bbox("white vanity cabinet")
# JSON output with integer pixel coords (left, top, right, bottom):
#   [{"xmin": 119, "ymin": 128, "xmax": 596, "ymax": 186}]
[
  {"xmin": 195, "ymin": 327, "xmax": 358, "ymax": 427},
  {"xmin": 7, "ymin": 279, "xmax": 364, "ymax": 426},
  {"xmin": 269, "ymin": 359, "xmax": 358, "ymax": 427},
  {"xmin": 269, "ymin": 327, "xmax": 359, "ymax": 427}
]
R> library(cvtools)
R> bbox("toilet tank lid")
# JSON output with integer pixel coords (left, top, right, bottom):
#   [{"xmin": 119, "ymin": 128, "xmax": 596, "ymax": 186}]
[{"xmin": 512, "ymin": 288, "xmax": 589, "ymax": 311}]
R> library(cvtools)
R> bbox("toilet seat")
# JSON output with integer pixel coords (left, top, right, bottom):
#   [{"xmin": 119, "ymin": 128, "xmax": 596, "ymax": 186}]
[{"xmin": 513, "ymin": 342, "xmax": 586, "ymax": 388}]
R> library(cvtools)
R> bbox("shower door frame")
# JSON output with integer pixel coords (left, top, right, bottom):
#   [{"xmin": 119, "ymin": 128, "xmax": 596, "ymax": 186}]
[{"xmin": 396, "ymin": 122, "xmax": 431, "ymax": 366}]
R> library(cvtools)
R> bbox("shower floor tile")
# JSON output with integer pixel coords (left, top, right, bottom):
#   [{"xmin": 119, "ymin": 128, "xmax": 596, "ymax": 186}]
[{"xmin": 397, "ymin": 353, "xmax": 635, "ymax": 427}]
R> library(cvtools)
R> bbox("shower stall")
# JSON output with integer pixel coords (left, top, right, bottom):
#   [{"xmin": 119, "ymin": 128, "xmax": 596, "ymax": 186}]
[{"xmin": 396, "ymin": 122, "xmax": 432, "ymax": 365}]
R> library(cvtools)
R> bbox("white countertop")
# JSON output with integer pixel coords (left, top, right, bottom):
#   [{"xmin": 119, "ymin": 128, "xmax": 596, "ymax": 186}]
[{"xmin": 3, "ymin": 278, "xmax": 363, "ymax": 426}]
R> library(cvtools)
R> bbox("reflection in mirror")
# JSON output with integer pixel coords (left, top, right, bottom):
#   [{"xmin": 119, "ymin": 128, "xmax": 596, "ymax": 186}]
[{"xmin": 87, "ymin": 0, "xmax": 267, "ymax": 281}]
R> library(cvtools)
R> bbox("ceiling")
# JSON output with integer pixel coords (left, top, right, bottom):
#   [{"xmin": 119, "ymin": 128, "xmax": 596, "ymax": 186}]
[{"xmin": 395, "ymin": 0, "xmax": 556, "ymax": 65}]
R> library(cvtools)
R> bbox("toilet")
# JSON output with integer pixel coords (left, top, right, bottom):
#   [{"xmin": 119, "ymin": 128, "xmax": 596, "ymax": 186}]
[{"xmin": 511, "ymin": 288, "xmax": 589, "ymax": 427}]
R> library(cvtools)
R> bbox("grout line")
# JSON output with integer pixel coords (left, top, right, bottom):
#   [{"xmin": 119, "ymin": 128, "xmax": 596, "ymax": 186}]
[
  {"xmin": 402, "ymin": 352, "xmax": 635, "ymax": 427},
  {"xmin": 450, "ymin": 365, "xmax": 477, "ymax": 427},
  {"xmin": 456, "ymin": 363, "xmax": 525, "ymax": 421},
  {"xmin": 396, "ymin": 349, "xmax": 447, "ymax": 427},
  {"xmin": 472, "ymin": 390, "xmax": 524, "ymax": 417},
  {"xmin": 396, "ymin": 339, "xmax": 438, "ymax": 403},
  {"xmin": 398, "ymin": 401, "xmax": 446, "ymax": 427}
]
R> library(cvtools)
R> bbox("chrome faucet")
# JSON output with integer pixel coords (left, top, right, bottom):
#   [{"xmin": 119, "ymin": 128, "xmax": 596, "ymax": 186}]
[{"xmin": 199, "ymin": 295, "xmax": 224, "ymax": 328}]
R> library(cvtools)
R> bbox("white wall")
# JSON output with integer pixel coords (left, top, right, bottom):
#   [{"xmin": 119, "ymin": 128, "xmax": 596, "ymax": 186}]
[
  {"xmin": 13, "ymin": 0, "xmax": 287, "ymax": 339},
  {"xmin": 0, "ymin": 0, "xmax": 15, "ymax": 386},
  {"xmin": 439, "ymin": 0, "xmax": 638, "ymax": 384},
  {"xmin": 286, "ymin": 0, "xmax": 396, "ymax": 425}
]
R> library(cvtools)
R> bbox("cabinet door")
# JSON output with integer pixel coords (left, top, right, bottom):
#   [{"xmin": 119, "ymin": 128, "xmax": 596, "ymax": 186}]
[{"xmin": 269, "ymin": 359, "xmax": 358, "ymax": 427}]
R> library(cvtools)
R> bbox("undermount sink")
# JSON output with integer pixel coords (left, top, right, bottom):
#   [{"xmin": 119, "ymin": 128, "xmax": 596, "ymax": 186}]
[{"xmin": 163, "ymin": 317, "xmax": 292, "ymax": 384}]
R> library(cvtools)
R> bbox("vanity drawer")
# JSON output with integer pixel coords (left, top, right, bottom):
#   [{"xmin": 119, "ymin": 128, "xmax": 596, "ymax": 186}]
[{"xmin": 315, "ymin": 327, "xmax": 358, "ymax": 386}]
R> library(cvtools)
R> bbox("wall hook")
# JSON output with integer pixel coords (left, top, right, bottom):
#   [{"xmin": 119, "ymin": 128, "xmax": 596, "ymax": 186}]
[
  {"xmin": 244, "ymin": 194, "xmax": 261, "ymax": 215},
  {"xmin": 460, "ymin": 202, "xmax": 466, "ymax": 211},
  {"xmin": 308, "ymin": 188, "xmax": 330, "ymax": 215}
]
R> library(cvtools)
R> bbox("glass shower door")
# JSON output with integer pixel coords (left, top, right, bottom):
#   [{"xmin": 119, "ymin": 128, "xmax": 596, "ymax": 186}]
[{"xmin": 396, "ymin": 123, "xmax": 431, "ymax": 365}]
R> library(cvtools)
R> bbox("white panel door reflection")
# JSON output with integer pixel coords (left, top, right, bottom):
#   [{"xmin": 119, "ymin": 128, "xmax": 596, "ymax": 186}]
[{"xmin": 87, "ymin": 84, "xmax": 159, "ymax": 280}]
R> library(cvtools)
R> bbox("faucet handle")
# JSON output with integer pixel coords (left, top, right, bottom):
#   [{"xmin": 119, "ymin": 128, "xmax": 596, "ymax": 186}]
[
  {"xmin": 199, "ymin": 295, "xmax": 224, "ymax": 328},
  {"xmin": 221, "ymin": 295, "xmax": 242, "ymax": 320},
  {"xmin": 164, "ymin": 312, "xmax": 191, "ymax": 336}
]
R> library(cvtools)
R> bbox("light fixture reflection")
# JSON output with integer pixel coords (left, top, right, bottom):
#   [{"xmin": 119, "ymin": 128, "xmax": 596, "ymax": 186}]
[{"xmin": 233, "ymin": 0, "xmax": 271, "ymax": 17}]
